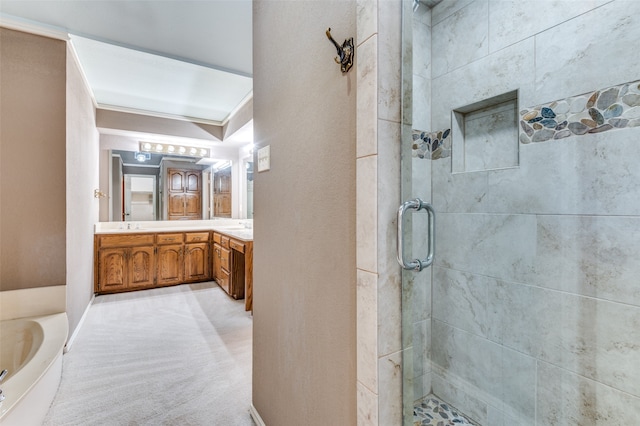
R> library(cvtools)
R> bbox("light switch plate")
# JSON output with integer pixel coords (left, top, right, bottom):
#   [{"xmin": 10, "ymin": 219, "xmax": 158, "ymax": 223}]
[{"xmin": 257, "ymin": 145, "xmax": 270, "ymax": 172}]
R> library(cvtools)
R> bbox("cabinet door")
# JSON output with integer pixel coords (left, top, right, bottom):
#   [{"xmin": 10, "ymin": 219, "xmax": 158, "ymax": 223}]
[
  {"xmin": 157, "ymin": 244, "xmax": 183, "ymax": 286},
  {"xmin": 98, "ymin": 248, "xmax": 127, "ymax": 292},
  {"xmin": 184, "ymin": 242, "xmax": 210, "ymax": 282},
  {"xmin": 168, "ymin": 193, "xmax": 186, "ymax": 218},
  {"xmin": 185, "ymin": 171, "xmax": 201, "ymax": 192},
  {"xmin": 220, "ymin": 246, "xmax": 230, "ymax": 272},
  {"xmin": 168, "ymin": 169, "xmax": 185, "ymax": 192},
  {"xmin": 213, "ymin": 243, "xmax": 221, "ymax": 279},
  {"xmin": 129, "ymin": 246, "xmax": 155, "ymax": 288},
  {"xmin": 185, "ymin": 193, "xmax": 201, "ymax": 217},
  {"xmin": 213, "ymin": 243, "xmax": 229, "ymax": 294}
]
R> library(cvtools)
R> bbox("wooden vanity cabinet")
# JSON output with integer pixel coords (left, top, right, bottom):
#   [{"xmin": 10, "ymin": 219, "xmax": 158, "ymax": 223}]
[
  {"xmin": 212, "ymin": 232, "xmax": 247, "ymax": 300},
  {"xmin": 95, "ymin": 234, "xmax": 155, "ymax": 293},
  {"xmin": 184, "ymin": 232, "xmax": 211, "ymax": 282},
  {"xmin": 95, "ymin": 229, "xmax": 250, "ymax": 300},
  {"xmin": 212, "ymin": 233, "xmax": 231, "ymax": 295},
  {"xmin": 156, "ymin": 233, "xmax": 184, "ymax": 286}
]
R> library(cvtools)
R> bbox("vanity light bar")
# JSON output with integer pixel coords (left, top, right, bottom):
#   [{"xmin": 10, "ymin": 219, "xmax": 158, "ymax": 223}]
[{"xmin": 139, "ymin": 142, "xmax": 210, "ymax": 158}]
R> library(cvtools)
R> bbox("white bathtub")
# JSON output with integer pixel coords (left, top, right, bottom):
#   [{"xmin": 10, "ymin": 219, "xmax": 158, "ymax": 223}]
[{"xmin": 0, "ymin": 313, "xmax": 68, "ymax": 426}]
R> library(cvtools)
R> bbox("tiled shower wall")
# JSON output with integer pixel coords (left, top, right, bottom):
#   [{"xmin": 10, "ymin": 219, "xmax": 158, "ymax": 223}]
[
  {"xmin": 413, "ymin": 0, "xmax": 640, "ymax": 424},
  {"xmin": 356, "ymin": 0, "xmax": 404, "ymax": 424}
]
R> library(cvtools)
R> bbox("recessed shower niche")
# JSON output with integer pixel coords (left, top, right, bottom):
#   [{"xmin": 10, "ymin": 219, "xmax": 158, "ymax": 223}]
[{"xmin": 451, "ymin": 91, "xmax": 519, "ymax": 173}]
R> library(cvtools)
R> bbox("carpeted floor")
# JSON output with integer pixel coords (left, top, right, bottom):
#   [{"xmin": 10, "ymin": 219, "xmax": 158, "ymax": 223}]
[{"xmin": 44, "ymin": 282, "xmax": 254, "ymax": 426}]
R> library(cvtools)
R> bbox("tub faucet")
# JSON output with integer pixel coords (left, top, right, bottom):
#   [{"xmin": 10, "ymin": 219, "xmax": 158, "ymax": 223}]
[{"xmin": 0, "ymin": 369, "xmax": 7, "ymax": 402}]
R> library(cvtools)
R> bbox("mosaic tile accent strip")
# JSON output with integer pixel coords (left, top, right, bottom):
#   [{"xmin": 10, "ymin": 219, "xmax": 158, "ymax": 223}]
[
  {"xmin": 520, "ymin": 80, "xmax": 640, "ymax": 143},
  {"xmin": 412, "ymin": 128, "xmax": 452, "ymax": 160},
  {"xmin": 413, "ymin": 395, "xmax": 477, "ymax": 426},
  {"xmin": 412, "ymin": 80, "xmax": 640, "ymax": 160}
]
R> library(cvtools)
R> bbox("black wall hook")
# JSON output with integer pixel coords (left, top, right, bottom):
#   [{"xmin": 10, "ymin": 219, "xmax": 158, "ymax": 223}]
[{"xmin": 326, "ymin": 28, "xmax": 354, "ymax": 73}]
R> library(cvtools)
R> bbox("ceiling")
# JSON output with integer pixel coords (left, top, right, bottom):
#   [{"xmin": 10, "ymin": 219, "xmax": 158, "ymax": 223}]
[{"xmin": 0, "ymin": 1, "xmax": 253, "ymax": 144}]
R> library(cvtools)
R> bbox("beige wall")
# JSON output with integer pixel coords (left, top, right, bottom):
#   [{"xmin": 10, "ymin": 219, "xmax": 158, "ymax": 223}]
[
  {"xmin": 252, "ymin": 1, "xmax": 357, "ymax": 424},
  {"xmin": 0, "ymin": 28, "xmax": 67, "ymax": 291},
  {"xmin": 66, "ymin": 43, "xmax": 99, "ymax": 337}
]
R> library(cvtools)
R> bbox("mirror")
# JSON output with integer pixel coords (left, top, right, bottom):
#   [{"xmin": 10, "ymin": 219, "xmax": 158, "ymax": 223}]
[{"xmin": 109, "ymin": 149, "xmax": 250, "ymax": 221}]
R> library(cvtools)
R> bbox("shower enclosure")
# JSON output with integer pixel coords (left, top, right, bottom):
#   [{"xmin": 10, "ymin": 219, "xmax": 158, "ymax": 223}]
[{"xmin": 399, "ymin": 1, "xmax": 640, "ymax": 424}]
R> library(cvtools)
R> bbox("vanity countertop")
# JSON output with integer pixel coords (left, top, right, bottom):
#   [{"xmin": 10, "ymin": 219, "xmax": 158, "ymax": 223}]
[{"xmin": 94, "ymin": 220, "xmax": 253, "ymax": 242}]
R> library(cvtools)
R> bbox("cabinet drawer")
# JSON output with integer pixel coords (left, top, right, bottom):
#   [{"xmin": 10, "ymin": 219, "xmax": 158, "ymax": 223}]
[
  {"xmin": 157, "ymin": 233, "xmax": 184, "ymax": 244},
  {"xmin": 216, "ymin": 270, "xmax": 230, "ymax": 294},
  {"xmin": 185, "ymin": 232, "xmax": 209, "ymax": 243},
  {"xmin": 220, "ymin": 236, "xmax": 230, "ymax": 249},
  {"xmin": 98, "ymin": 234, "xmax": 154, "ymax": 248},
  {"xmin": 229, "ymin": 239, "xmax": 245, "ymax": 253},
  {"xmin": 213, "ymin": 233, "xmax": 221, "ymax": 244},
  {"xmin": 220, "ymin": 246, "xmax": 230, "ymax": 271}
]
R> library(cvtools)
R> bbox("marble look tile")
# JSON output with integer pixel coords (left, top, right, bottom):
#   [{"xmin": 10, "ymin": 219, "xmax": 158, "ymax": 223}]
[
  {"xmin": 459, "ymin": 100, "xmax": 519, "ymax": 172},
  {"xmin": 524, "ymin": 215, "xmax": 640, "ymax": 306},
  {"xmin": 357, "ymin": 269, "xmax": 378, "ymax": 392},
  {"xmin": 488, "ymin": 0, "xmax": 610, "ymax": 53},
  {"xmin": 377, "ymin": 119, "xmax": 402, "ymax": 356},
  {"xmin": 432, "ymin": 0, "xmax": 489, "ymax": 78},
  {"xmin": 357, "ymin": 381, "xmax": 379, "ymax": 426},
  {"xmin": 357, "ymin": 36, "xmax": 378, "ymax": 158},
  {"xmin": 432, "ymin": 267, "xmax": 490, "ymax": 338},
  {"xmin": 440, "ymin": 128, "xmax": 640, "ymax": 217},
  {"xmin": 434, "ymin": 212, "xmax": 537, "ymax": 281},
  {"xmin": 533, "ymin": 0, "xmax": 640, "ymax": 107},
  {"xmin": 432, "ymin": 0, "xmax": 475, "ymax": 26},
  {"xmin": 410, "ymin": 155, "xmax": 432, "ymax": 201},
  {"xmin": 517, "ymin": 128, "xmax": 640, "ymax": 215},
  {"xmin": 412, "ymin": 319, "xmax": 431, "ymax": 380},
  {"xmin": 410, "ymin": 268, "xmax": 431, "ymax": 324},
  {"xmin": 500, "ymin": 346, "xmax": 535, "ymax": 425},
  {"xmin": 412, "ymin": 74, "xmax": 431, "ymax": 131},
  {"xmin": 537, "ymin": 362, "xmax": 640, "ymax": 426},
  {"xmin": 378, "ymin": 0, "xmax": 402, "ymax": 123},
  {"xmin": 378, "ymin": 268, "xmax": 402, "ymax": 356},
  {"xmin": 377, "ymin": 119, "xmax": 401, "ymax": 277},
  {"xmin": 435, "ymin": 208, "xmax": 640, "ymax": 306},
  {"xmin": 356, "ymin": 155, "xmax": 377, "ymax": 273},
  {"xmin": 378, "ymin": 350, "xmax": 403, "ymax": 426},
  {"xmin": 357, "ymin": 0, "xmax": 377, "ymax": 46},
  {"xmin": 490, "ymin": 281, "xmax": 640, "ymax": 397},
  {"xmin": 413, "ymin": 16, "xmax": 431, "ymax": 79},
  {"xmin": 412, "ymin": 0, "xmax": 432, "ymax": 28},
  {"xmin": 432, "ymin": 38, "xmax": 535, "ymax": 131},
  {"xmin": 401, "ymin": 0, "xmax": 413, "ymax": 128},
  {"xmin": 413, "ymin": 372, "xmax": 432, "ymax": 404},
  {"xmin": 431, "ymin": 368, "xmax": 488, "ymax": 425},
  {"xmin": 432, "ymin": 321, "xmax": 536, "ymax": 424},
  {"xmin": 486, "ymin": 405, "xmax": 520, "ymax": 426},
  {"xmin": 431, "ymin": 320, "xmax": 503, "ymax": 404},
  {"xmin": 432, "ymin": 159, "xmax": 489, "ymax": 213}
]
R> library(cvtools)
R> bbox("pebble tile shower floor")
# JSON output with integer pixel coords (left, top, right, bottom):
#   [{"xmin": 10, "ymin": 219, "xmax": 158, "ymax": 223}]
[{"xmin": 414, "ymin": 395, "xmax": 477, "ymax": 426}]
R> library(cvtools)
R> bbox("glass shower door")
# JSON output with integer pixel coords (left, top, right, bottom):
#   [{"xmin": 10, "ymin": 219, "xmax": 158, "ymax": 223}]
[{"xmin": 400, "ymin": 1, "xmax": 640, "ymax": 425}]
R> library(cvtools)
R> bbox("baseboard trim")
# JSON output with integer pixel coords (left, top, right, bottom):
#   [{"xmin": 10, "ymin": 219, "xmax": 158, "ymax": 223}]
[
  {"xmin": 250, "ymin": 404, "xmax": 266, "ymax": 426},
  {"xmin": 64, "ymin": 294, "xmax": 95, "ymax": 353}
]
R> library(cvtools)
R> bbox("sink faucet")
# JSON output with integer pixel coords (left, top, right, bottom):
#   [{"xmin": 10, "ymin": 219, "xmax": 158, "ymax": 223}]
[{"xmin": 0, "ymin": 369, "xmax": 8, "ymax": 402}]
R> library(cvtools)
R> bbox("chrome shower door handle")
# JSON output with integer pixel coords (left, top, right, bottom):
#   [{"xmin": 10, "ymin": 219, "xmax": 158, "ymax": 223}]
[{"xmin": 397, "ymin": 198, "xmax": 435, "ymax": 271}]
